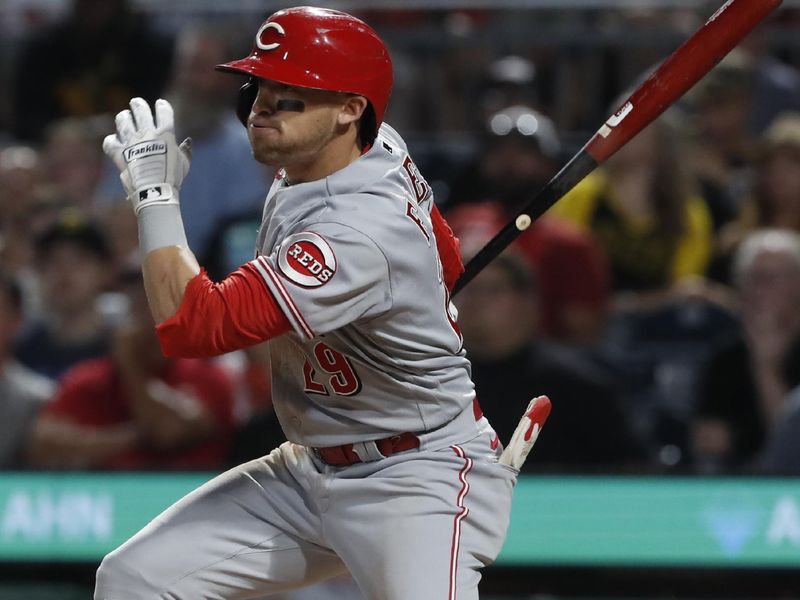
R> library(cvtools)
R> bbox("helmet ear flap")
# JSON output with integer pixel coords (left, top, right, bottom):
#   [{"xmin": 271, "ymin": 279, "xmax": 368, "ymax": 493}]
[{"xmin": 236, "ymin": 79, "xmax": 258, "ymax": 127}]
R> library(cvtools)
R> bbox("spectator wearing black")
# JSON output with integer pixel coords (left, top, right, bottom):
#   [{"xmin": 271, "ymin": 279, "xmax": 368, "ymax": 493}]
[
  {"xmin": 693, "ymin": 229, "xmax": 800, "ymax": 472},
  {"xmin": 26, "ymin": 268, "xmax": 235, "ymax": 471},
  {"xmin": 0, "ymin": 272, "xmax": 54, "ymax": 468},
  {"xmin": 447, "ymin": 106, "xmax": 611, "ymax": 345},
  {"xmin": 738, "ymin": 26, "xmax": 800, "ymax": 136},
  {"xmin": 475, "ymin": 54, "xmax": 543, "ymax": 131},
  {"xmin": 455, "ymin": 250, "xmax": 644, "ymax": 471},
  {"xmin": 756, "ymin": 335, "xmax": 800, "ymax": 474},
  {"xmin": 11, "ymin": 0, "xmax": 173, "ymax": 142},
  {"xmin": 14, "ymin": 213, "xmax": 113, "ymax": 379}
]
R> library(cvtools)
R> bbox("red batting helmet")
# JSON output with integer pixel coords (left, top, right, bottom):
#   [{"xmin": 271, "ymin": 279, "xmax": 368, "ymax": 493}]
[{"xmin": 216, "ymin": 6, "xmax": 393, "ymax": 146}]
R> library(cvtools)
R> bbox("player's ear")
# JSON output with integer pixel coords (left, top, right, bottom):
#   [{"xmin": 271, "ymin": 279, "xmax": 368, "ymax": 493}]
[{"xmin": 337, "ymin": 94, "xmax": 368, "ymax": 128}]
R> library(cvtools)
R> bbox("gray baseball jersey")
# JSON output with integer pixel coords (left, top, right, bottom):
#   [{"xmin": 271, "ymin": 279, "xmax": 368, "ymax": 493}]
[
  {"xmin": 95, "ymin": 123, "xmax": 518, "ymax": 600},
  {"xmin": 249, "ymin": 123, "xmax": 475, "ymax": 447}
]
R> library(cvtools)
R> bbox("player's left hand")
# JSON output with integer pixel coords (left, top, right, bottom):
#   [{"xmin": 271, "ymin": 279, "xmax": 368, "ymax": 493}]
[{"xmin": 103, "ymin": 97, "xmax": 192, "ymax": 214}]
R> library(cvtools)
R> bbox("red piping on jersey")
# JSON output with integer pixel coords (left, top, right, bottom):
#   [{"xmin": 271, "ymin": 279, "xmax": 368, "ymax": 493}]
[
  {"xmin": 156, "ymin": 264, "xmax": 291, "ymax": 358},
  {"xmin": 252, "ymin": 256, "xmax": 315, "ymax": 339},
  {"xmin": 449, "ymin": 445, "xmax": 472, "ymax": 600},
  {"xmin": 472, "ymin": 398, "xmax": 483, "ymax": 421}
]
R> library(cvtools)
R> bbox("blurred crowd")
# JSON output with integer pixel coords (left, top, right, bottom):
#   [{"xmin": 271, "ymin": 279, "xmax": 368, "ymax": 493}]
[{"xmin": 2, "ymin": 0, "xmax": 800, "ymax": 480}]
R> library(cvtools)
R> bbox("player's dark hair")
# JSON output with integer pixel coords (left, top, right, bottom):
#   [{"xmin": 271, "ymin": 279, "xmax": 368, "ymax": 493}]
[{"xmin": 359, "ymin": 103, "xmax": 377, "ymax": 149}]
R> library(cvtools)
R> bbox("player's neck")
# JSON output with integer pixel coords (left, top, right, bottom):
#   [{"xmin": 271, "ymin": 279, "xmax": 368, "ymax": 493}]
[{"xmin": 284, "ymin": 133, "xmax": 362, "ymax": 184}]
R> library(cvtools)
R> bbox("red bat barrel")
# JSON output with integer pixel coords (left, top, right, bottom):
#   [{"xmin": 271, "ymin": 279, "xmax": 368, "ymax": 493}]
[{"xmin": 585, "ymin": 0, "xmax": 782, "ymax": 163}]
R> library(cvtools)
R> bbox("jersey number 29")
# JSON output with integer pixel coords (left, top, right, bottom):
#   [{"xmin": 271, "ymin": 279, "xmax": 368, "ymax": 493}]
[{"xmin": 302, "ymin": 342, "xmax": 362, "ymax": 396}]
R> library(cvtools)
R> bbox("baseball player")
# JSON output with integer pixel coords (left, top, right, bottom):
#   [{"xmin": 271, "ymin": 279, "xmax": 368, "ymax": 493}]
[{"xmin": 97, "ymin": 7, "xmax": 546, "ymax": 599}]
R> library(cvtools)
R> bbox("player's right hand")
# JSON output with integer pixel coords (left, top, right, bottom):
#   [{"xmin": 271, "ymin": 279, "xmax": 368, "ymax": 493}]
[{"xmin": 103, "ymin": 97, "xmax": 192, "ymax": 214}]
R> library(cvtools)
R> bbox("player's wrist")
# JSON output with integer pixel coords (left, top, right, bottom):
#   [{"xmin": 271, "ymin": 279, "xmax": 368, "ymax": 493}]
[
  {"xmin": 137, "ymin": 202, "xmax": 189, "ymax": 255},
  {"xmin": 131, "ymin": 183, "xmax": 180, "ymax": 215}
]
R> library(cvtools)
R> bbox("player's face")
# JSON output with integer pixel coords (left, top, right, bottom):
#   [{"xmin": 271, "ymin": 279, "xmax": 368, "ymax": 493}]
[{"xmin": 247, "ymin": 79, "xmax": 348, "ymax": 168}]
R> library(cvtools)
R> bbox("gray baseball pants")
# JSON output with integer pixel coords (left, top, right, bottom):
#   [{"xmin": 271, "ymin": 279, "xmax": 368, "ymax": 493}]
[{"xmin": 94, "ymin": 411, "xmax": 517, "ymax": 600}]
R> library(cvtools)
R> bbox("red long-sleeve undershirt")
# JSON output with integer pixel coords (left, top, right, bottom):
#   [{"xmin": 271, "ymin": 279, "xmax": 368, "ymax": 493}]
[
  {"xmin": 156, "ymin": 263, "xmax": 291, "ymax": 358},
  {"xmin": 156, "ymin": 207, "xmax": 463, "ymax": 359},
  {"xmin": 431, "ymin": 203, "xmax": 464, "ymax": 291}
]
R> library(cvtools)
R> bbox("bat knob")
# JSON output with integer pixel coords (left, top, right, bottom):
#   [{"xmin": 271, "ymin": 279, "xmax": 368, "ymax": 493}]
[{"xmin": 524, "ymin": 395, "xmax": 552, "ymax": 441}]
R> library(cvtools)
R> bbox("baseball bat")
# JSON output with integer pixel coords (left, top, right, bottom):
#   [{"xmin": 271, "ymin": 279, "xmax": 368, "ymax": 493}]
[
  {"xmin": 452, "ymin": 0, "xmax": 782, "ymax": 296},
  {"xmin": 498, "ymin": 395, "xmax": 552, "ymax": 470}
]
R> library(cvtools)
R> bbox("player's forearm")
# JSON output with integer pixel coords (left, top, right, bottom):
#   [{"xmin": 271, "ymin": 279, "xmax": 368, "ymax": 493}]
[
  {"xmin": 155, "ymin": 262, "xmax": 292, "ymax": 358},
  {"xmin": 143, "ymin": 246, "xmax": 200, "ymax": 324}
]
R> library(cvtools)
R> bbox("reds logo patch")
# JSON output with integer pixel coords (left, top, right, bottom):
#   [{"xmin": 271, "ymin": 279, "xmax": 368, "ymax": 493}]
[{"xmin": 278, "ymin": 232, "xmax": 336, "ymax": 288}]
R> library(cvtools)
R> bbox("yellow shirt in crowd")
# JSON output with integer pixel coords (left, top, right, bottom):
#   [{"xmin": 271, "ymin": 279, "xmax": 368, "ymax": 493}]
[{"xmin": 549, "ymin": 171, "xmax": 713, "ymax": 288}]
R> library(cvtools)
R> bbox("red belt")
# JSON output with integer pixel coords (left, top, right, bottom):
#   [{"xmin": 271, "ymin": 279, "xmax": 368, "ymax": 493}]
[{"xmin": 313, "ymin": 432, "xmax": 420, "ymax": 466}]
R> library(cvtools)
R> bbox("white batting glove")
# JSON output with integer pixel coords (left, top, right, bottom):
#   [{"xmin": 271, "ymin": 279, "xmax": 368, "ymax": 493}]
[
  {"xmin": 103, "ymin": 98, "xmax": 191, "ymax": 214},
  {"xmin": 498, "ymin": 395, "xmax": 552, "ymax": 470}
]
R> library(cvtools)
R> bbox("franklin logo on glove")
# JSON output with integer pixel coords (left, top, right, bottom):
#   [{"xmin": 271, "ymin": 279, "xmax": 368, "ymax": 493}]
[{"xmin": 124, "ymin": 140, "xmax": 167, "ymax": 162}]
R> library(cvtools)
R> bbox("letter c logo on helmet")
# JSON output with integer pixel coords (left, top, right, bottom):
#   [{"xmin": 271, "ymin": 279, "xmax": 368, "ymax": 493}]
[
  {"xmin": 215, "ymin": 6, "xmax": 393, "ymax": 147},
  {"xmin": 255, "ymin": 22, "xmax": 285, "ymax": 51}
]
